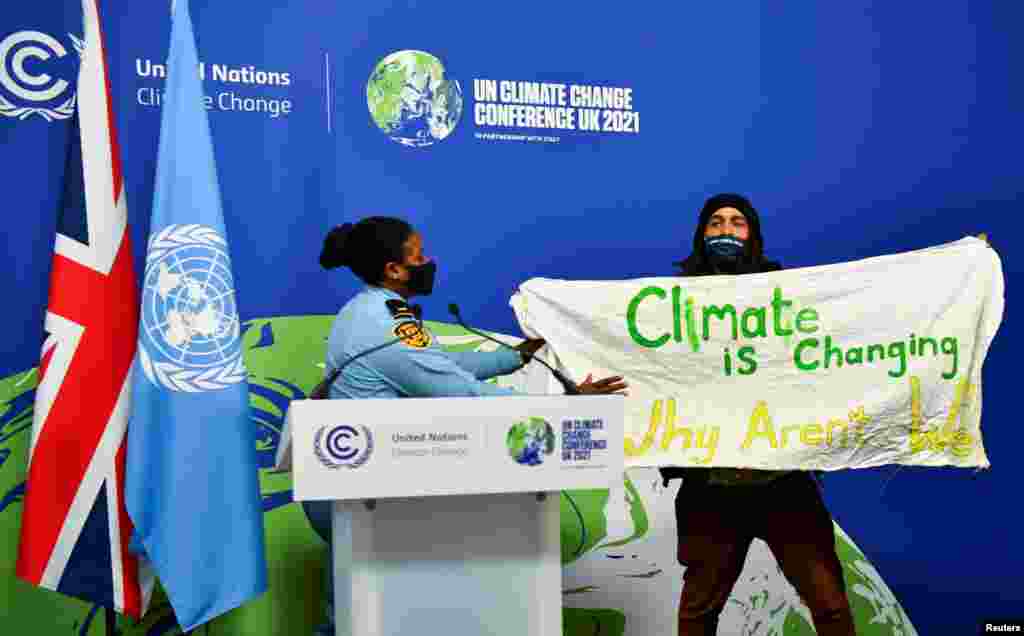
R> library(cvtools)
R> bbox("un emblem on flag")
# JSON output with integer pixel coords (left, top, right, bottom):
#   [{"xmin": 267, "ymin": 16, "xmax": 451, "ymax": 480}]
[{"xmin": 138, "ymin": 224, "xmax": 246, "ymax": 392}]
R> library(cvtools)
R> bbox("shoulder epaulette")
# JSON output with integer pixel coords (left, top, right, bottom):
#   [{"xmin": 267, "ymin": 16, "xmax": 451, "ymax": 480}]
[{"xmin": 385, "ymin": 298, "xmax": 420, "ymax": 321}]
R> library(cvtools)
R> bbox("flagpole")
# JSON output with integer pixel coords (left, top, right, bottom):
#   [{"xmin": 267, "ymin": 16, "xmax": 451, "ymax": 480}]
[
  {"xmin": 105, "ymin": 607, "xmax": 117, "ymax": 636},
  {"xmin": 121, "ymin": 12, "xmax": 158, "ymax": 636}
]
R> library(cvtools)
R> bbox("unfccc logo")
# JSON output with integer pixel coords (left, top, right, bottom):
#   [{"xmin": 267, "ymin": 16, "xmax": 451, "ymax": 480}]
[
  {"xmin": 0, "ymin": 30, "xmax": 81, "ymax": 121},
  {"xmin": 314, "ymin": 425, "xmax": 374, "ymax": 469}
]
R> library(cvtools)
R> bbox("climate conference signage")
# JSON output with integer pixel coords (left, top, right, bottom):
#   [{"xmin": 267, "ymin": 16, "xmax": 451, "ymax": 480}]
[{"xmin": 135, "ymin": 57, "xmax": 294, "ymax": 118}]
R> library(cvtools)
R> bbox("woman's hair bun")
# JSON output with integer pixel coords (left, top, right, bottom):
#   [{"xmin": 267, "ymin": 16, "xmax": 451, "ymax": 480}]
[{"xmin": 319, "ymin": 222, "xmax": 354, "ymax": 270}]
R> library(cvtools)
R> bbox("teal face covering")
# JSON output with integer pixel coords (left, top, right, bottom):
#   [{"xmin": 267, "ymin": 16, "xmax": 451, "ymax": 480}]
[{"xmin": 704, "ymin": 235, "xmax": 745, "ymax": 261}]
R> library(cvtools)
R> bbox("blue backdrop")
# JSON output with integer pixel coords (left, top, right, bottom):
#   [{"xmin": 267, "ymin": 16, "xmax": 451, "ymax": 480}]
[{"xmin": 2, "ymin": 2, "xmax": 1021, "ymax": 634}]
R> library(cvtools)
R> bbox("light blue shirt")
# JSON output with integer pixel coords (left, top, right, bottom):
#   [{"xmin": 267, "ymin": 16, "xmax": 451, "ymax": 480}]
[{"xmin": 326, "ymin": 286, "xmax": 523, "ymax": 399}]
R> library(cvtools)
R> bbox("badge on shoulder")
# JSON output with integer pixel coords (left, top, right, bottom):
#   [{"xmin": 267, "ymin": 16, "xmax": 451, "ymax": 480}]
[{"xmin": 393, "ymin": 320, "xmax": 431, "ymax": 348}]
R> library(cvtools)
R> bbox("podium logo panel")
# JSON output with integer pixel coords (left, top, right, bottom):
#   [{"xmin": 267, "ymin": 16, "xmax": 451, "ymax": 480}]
[
  {"xmin": 560, "ymin": 417, "xmax": 609, "ymax": 466},
  {"xmin": 506, "ymin": 417, "xmax": 555, "ymax": 466},
  {"xmin": 314, "ymin": 424, "xmax": 374, "ymax": 469}
]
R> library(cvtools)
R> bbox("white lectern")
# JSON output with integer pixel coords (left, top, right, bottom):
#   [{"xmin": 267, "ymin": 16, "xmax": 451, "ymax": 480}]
[{"xmin": 275, "ymin": 395, "xmax": 623, "ymax": 636}]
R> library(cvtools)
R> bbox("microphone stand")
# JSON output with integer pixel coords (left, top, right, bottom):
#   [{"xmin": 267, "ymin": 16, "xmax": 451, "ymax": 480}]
[{"xmin": 447, "ymin": 303, "xmax": 580, "ymax": 395}]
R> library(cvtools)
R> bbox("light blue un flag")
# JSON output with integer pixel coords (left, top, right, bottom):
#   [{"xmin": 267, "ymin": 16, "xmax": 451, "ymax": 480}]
[{"xmin": 126, "ymin": 0, "xmax": 267, "ymax": 629}]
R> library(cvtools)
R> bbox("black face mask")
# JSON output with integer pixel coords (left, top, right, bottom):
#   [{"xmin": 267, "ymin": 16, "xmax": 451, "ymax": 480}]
[{"xmin": 405, "ymin": 261, "xmax": 437, "ymax": 296}]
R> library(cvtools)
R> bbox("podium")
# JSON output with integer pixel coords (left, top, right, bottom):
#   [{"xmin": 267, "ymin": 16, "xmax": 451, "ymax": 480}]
[{"xmin": 275, "ymin": 395, "xmax": 623, "ymax": 636}]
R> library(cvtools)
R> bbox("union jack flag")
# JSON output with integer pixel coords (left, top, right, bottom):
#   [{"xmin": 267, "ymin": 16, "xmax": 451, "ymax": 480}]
[{"xmin": 16, "ymin": 0, "xmax": 150, "ymax": 617}]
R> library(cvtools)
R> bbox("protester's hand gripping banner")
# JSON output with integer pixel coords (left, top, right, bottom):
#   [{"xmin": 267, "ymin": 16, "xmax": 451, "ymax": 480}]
[{"xmin": 511, "ymin": 237, "xmax": 1004, "ymax": 470}]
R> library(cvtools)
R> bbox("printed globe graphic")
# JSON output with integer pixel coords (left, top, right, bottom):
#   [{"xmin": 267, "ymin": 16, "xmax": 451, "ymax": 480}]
[
  {"xmin": 366, "ymin": 50, "xmax": 463, "ymax": 147},
  {"xmin": 507, "ymin": 417, "xmax": 555, "ymax": 466}
]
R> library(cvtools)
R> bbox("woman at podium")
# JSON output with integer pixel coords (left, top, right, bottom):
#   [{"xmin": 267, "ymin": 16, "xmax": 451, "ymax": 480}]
[{"xmin": 304, "ymin": 216, "xmax": 627, "ymax": 635}]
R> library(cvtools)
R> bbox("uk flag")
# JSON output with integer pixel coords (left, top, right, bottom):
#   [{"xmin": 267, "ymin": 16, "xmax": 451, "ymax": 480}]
[{"xmin": 16, "ymin": 0, "xmax": 150, "ymax": 618}]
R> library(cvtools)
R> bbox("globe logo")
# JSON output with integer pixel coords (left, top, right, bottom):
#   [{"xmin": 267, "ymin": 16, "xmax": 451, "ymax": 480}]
[
  {"xmin": 506, "ymin": 417, "xmax": 555, "ymax": 466},
  {"xmin": 314, "ymin": 425, "xmax": 374, "ymax": 469},
  {"xmin": 366, "ymin": 50, "xmax": 463, "ymax": 147},
  {"xmin": 138, "ymin": 225, "xmax": 246, "ymax": 392}
]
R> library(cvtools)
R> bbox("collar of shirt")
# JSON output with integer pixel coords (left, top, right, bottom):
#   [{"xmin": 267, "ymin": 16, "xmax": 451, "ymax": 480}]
[{"xmin": 365, "ymin": 285, "xmax": 402, "ymax": 301}]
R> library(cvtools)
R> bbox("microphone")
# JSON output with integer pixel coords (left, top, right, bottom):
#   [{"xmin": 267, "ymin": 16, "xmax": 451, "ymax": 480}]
[{"xmin": 448, "ymin": 303, "xmax": 580, "ymax": 395}]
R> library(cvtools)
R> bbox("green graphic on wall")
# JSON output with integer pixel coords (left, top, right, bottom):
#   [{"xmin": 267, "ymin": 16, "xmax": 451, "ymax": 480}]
[{"xmin": 0, "ymin": 316, "xmax": 917, "ymax": 635}]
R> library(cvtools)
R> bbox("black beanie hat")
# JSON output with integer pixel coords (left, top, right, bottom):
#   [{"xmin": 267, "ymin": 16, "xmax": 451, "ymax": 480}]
[
  {"xmin": 676, "ymin": 193, "xmax": 770, "ymax": 275},
  {"xmin": 693, "ymin": 193, "xmax": 764, "ymax": 252}
]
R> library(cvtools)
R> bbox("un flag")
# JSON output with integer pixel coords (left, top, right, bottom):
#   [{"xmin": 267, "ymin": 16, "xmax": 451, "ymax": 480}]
[{"xmin": 126, "ymin": 0, "xmax": 267, "ymax": 630}]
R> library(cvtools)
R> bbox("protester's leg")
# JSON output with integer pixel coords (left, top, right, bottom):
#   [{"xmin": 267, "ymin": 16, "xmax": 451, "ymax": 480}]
[
  {"xmin": 302, "ymin": 500, "xmax": 335, "ymax": 636},
  {"xmin": 676, "ymin": 484, "xmax": 752, "ymax": 636},
  {"xmin": 762, "ymin": 474, "xmax": 856, "ymax": 636}
]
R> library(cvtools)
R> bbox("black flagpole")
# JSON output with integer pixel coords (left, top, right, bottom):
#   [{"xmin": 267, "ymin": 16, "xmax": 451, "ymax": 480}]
[{"xmin": 104, "ymin": 607, "xmax": 117, "ymax": 636}]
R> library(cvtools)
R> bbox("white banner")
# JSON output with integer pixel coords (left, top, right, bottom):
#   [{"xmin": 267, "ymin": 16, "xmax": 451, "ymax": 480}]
[{"xmin": 511, "ymin": 237, "xmax": 1004, "ymax": 470}]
